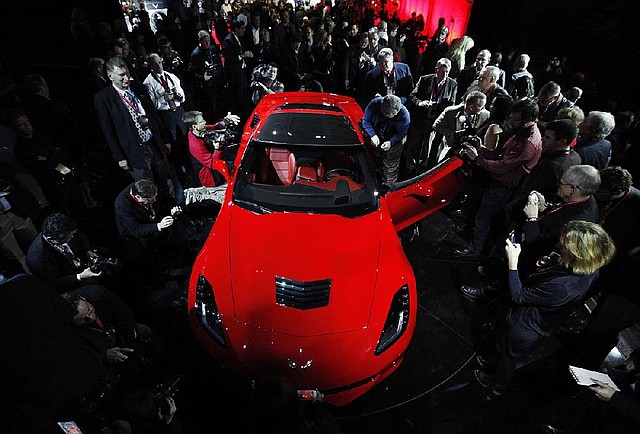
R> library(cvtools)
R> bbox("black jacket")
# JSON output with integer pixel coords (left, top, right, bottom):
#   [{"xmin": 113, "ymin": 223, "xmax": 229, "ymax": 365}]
[
  {"xmin": 499, "ymin": 264, "xmax": 599, "ymax": 359},
  {"xmin": 506, "ymin": 148, "xmax": 582, "ymax": 226},
  {"xmin": 94, "ymin": 85, "xmax": 168, "ymax": 168},
  {"xmin": 26, "ymin": 231, "xmax": 93, "ymax": 293},
  {"xmin": 114, "ymin": 183, "xmax": 168, "ymax": 244},
  {"xmin": 598, "ymin": 186, "xmax": 640, "ymax": 257},
  {"xmin": 409, "ymin": 74, "xmax": 457, "ymax": 125},
  {"xmin": 520, "ymin": 196, "xmax": 598, "ymax": 274}
]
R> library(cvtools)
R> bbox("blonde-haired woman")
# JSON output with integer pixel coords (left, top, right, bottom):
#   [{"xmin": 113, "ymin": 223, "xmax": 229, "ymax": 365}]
[
  {"xmin": 446, "ymin": 35, "xmax": 475, "ymax": 78},
  {"xmin": 474, "ymin": 220, "xmax": 616, "ymax": 397}
]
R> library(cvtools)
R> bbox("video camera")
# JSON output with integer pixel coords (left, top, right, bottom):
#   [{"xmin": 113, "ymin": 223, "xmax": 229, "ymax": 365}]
[
  {"xmin": 166, "ymin": 87, "xmax": 184, "ymax": 110},
  {"xmin": 453, "ymin": 126, "xmax": 481, "ymax": 149},
  {"xmin": 88, "ymin": 251, "xmax": 121, "ymax": 275},
  {"xmin": 152, "ymin": 375, "xmax": 183, "ymax": 415},
  {"xmin": 203, "ymin": 128, "xmax": 239, "ymax": 149},
  {"xmin": 204, "ymin": 59, "xmax": 222, "ymax": 78}
]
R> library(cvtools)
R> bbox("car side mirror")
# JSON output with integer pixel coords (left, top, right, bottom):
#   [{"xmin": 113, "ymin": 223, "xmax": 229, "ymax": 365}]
[{"xmin": 212, "ymin": 159, "xmax": 231, "ymax": 183}]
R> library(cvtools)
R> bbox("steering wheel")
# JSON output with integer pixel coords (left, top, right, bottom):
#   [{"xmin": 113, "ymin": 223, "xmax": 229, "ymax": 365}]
[{"xmin": 323, "ymin": 168, "xmax": 355, "ymax": 181}]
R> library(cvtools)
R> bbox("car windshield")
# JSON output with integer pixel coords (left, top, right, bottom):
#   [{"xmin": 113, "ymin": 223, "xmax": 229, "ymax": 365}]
[{"xmin": 232, "ymin": 112, "xmax": 380, "ymax": 218}]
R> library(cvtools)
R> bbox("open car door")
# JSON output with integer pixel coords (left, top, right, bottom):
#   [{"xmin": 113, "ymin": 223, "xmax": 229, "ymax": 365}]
[{"xmin": 384, "ymin": 156, "xmax": 466, "ymax": 232}]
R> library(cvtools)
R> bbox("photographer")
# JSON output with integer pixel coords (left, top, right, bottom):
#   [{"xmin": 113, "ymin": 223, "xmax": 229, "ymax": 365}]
[
  {"xmin": 250, "ymin": 63, "xmax": 285, "ymax": 106},
  {"xmin": 26, "ymin": 212, "xmax": 107, "ymax": 293},
  {"xmin": 454, "ymin": 97, "xmax": 542, "ymax": 258},
  {"xmin": 5, "ymin": 108, "xmax": 90, "ymax": 219},
  {"xmin": 118, "ymin": 385, "xmax": 184, "ymax": 434},
  {"xmin": 432, "ymin": 91, "xmax": 489, "ymax": 164},
  {"xmin": 64, "ymin": 285, "xmax": 172, "ymax": 432},
  {"xmin": 187, "ymin": 30, "xmax": 226, "ymax": 123},
  {"xmin": 144, "ymin": 52, "xmax": 193, "ymax": 188},
  {"xmin": 64, "ymin": 285, "xmax": 140, "ymax": 364},
  {"xmin": 183, "ymin": 110, "xmax": 240, "ymax": 188}
]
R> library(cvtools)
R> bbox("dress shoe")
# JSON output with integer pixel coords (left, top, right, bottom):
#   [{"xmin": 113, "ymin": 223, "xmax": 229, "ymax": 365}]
[
  {"xmin": 450, "ymin": 208, "xmax": 466, "ymax": 218},
  {"xmin": 460, "ymin": 284, "xmax": 488, "ymax": 301},
  {"xmin": 480, "ymin": 320, "xmax": 497, "ymax": 331},
  {"xmin": 454, "ymin": 245, "xmax": 480, "ymax": 257},
  {"xmin": 540, "ymin": 423, "xmax": 567, "ymax": 434},
  {"xmin": 476, "ymin": 354, "xmax": 496, "ymax": 369},
  {"xmin": 460, "ymin": 284, "xmax": 501, "ymax": 301},
  {"xmin": 474, "ymin": 369, "xmax": 504, "ymax": 396}
]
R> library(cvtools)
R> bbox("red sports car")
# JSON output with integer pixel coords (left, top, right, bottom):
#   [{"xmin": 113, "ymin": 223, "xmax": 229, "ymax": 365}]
[{"xmin": 187, "ymin": 92, "xmax": 465, "ymax": 406}]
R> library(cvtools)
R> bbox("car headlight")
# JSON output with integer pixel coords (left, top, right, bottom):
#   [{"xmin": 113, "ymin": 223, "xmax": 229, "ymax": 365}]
[
  {"xmin": 195, "ymin": 274, "xmax": 227, "ymax": 347},
  {"xmin": 374, "ymin": 284, "xmax": 410, "ymax": 355}
]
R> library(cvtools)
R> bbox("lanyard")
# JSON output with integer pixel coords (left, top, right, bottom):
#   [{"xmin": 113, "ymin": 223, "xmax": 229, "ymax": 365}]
[
  {"xmin": 154, "ymin": 72, "xmax": 174, "ymax": 90},
  {"xmin": 431, "ymin": 77, "xmax": 446, "ymax": 102},
  {"xmin": 541, "ymin": 197, "xmax": 590, "ymax": 220},
  {"xmin": 118, "ymin": 90, "xmax": 140, "ymax": 114}
]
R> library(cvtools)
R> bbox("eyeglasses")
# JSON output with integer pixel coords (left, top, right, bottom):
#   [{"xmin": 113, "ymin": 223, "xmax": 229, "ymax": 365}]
[
  {"xmin": 558, "ymin": 180, "xmax": 579, "ymax": 190},
  {"xmin": 74, "ymin": 298, "xmax": 96, "ymax": 324},
  {"xmin": 135, "ymin": 195, "xmax": 157, "ymax": 205},
  {"xmin": 538, "ymin": 95, "xmax": 559, "ymax": 107},
  {"xmin": 47, "ymin": 230, "xmax": 77, "ymax": 245}
]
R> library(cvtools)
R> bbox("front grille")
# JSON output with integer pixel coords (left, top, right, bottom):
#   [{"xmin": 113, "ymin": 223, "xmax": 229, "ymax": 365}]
[{"xmin": 275, "ymin": 276, "xmax": 331, "ymax": 310}]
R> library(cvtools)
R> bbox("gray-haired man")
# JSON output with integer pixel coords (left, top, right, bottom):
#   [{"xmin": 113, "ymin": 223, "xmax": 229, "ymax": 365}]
[{"xmin": 362, "ymin": 95, "xmax": 411, "ymax": 186}]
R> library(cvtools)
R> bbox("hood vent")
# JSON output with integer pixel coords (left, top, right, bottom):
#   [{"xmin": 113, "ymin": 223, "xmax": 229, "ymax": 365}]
[{"xmin": 275, "ymin": 276, "xmax": 331, "ymax": 310}]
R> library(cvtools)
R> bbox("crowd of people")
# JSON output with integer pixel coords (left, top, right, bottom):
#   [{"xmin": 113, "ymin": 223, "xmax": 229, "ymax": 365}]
[{"xmin": 1, "ymin": 0, "xmax": 640, "ymax": 433}]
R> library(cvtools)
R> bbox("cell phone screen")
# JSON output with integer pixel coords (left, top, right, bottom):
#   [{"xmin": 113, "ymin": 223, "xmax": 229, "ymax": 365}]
[
  {"xmin": 509, "ymin": 230, "xmax": 516, "ymax": 243},
  {"xmin": 57, "ymin": 421, "xmax": 84, "ymax": 434}
]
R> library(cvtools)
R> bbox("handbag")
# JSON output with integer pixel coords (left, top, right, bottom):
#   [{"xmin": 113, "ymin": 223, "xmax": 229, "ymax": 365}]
[{"xmin": 555, "ymin": 292, "xmax": 602, "ymax": 334}]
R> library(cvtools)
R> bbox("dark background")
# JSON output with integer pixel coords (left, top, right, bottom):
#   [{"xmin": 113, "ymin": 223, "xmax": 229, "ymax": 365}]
[
  {"xmin": 2, "ymin": 0, "xmax": 638, "ymax": 111},
  {"xmin": 465, "ymin": 0, "xmax": 640, "ymax": 111}
]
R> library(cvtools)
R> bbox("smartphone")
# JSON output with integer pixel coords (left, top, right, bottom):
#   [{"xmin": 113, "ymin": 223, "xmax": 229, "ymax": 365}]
[
  {"xmin": 508, "ymin": 230, "xmax": 517, "ymax": 243},
  {"xmin": 57, "ymin": 421, "xmax": 84, "ymax": 434}
]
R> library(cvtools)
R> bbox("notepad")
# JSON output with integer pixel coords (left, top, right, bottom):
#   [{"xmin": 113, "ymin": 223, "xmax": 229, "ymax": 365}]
[{"xmin": 568, "ymin": 365, "xmax": 620, "ymax": 391}]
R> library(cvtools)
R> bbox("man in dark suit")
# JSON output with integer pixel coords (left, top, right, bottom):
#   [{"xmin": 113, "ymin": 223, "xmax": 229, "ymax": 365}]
[
  {"xmin": 94, "ymin": 56, "xmax": 179, "ymax": 202},
  {"xmin": 456, "ymin": 48, "xmax": 491, "ymax": 103},
  {"xmin": 575, "ymin": 110, "xmax": 615, "ymax": 170},
  {"xmin": 0, "ymin": 274, "xmax": 109, "ymax": 432},
  {"xmin": 243, "ymin": 10, "xmax": 263, "ymax": 72},
  {"xmin": 362, "ymin": 47, "xmax": 414, "ymax": 109},
  {"xmin": 404, "ymin": 57, "xmax": 458, "ymax": 173},
  {"xmin": 475, "ymin": 66, "xmax": 510, "ymax": 111},
  {"xmin": 114, "ymin": 178, "xmax": 183, "ymax": 281},
  {"xmin": 188, "ymin": 30, "xmax": 226, "ymax": 122},
  {"xmin": 432, "ymin": 91, "xmax": 490, "ymax": 165},
  {"xmin": 223, "ymin": 19, "xmax": 253, "ymax": 120},
  {"xmin": 26, "ymin": 212, "xmax": 101, "ymax": 293}
]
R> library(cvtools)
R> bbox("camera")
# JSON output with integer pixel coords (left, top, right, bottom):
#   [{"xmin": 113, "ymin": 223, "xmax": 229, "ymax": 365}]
[
  {"xmin": 169, "ymin": 54, "xmax": 183, "ymax": 70},
  {"xmin": 203, "ymin": 128, "xmax": 239, "ymax": 150},
  {"xmin": 152, "ymin": 375, "xmax": 183, "ymax": 415},
  {"xmin": 453, "ymin": 127, "xmax": 481, "ymax": 149},
  {"xmin": 165, "ymin": 87, "xmax": 183, "ymax": 110},
  {"xmin": 137, "ymin": 115, "xmax": 150, "ymax": 130},
  {"xmin": 89, "ymin": 255, "xmax": 121, "ymax": 275},
  {"xmin": 204, "ymin": 60, "xmax": 222, "ymax": 78},
  {"xmin": 171, "ymin": 206, "xmax": 183, "ymax": 217}
]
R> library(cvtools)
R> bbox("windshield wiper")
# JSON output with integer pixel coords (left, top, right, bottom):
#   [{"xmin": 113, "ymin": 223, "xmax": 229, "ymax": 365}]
[
  {"xmin": 278, "ymin": 191, "xmax": 334, "ymax": 198},
  {"xmin": 234, "ymin": 199, "xmax": 273, "ymax": 214}
]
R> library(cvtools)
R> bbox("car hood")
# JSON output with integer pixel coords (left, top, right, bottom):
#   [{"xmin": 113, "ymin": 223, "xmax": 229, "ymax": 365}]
[{"xmin": 227, "ymin": 206, "xmax": 382, "ymax": 335}]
